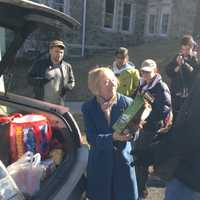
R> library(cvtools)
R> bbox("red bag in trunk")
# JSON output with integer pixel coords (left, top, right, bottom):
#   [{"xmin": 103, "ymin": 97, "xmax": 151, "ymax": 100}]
[
  {"xmin": 0, "ymin": 113, "xmax": 22, "ymax": 165},
  {"xmin": 9, "ymin": 114, "xmax": 52, "ymax": 161}
]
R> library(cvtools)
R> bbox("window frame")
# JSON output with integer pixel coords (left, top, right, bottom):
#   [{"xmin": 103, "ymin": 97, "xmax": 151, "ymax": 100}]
[
  {"xmin": 145, "ymin": 0, "xmax": 172, "ymax": 37},
  {"xmin": 0, "ymin": 27, "xmax": 6, "ymax": 59},
  {"xmin": 120, "ymin": 1, "xmax": 135, "ymax": 34},
  {"xmin": 102, "ymin": 0, "xmax": 117, "ymax": 32},
  {"xmin": 51, "ymin": 0, "xmax": 64, "ymax": 13},
  {"xmin": 45, "ymin": 0, "xmax": 70, "ymax": 14},
  {"xmin": 160, "ymin": 13, "xmax": 170, "ymax": 35},
  {"xmin": 148, "ymin": 14, "xmax": 156, "ymax": 34}
]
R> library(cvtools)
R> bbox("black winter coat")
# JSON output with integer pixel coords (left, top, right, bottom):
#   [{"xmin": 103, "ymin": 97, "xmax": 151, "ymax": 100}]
[
  {"xmin": 137, "ymin": 72, "xmax": 200, "ymax": 192},
  {"xmin": 166, "ymin": 54, "xmax": 199, "ymax": 96},
  {"xmin": 28, "ymin": 58, "xmax": 75, "ymax": 100},
  {"xmin": 134, "ymin": 74, "xmax": 172, "ymax": 132}
]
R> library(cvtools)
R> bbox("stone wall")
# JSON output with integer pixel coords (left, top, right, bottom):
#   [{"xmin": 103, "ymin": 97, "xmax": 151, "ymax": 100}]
[
  {"xmin": 192, "ymin": 1, "xmax": 200, "ymax": 37},
  {"xmin": 134, "ymin": 0, "xmax": 147, "ymax": 43},
  {"xmin": 24, "ymin": 0, "xmax": 200, "ymax": 56},
  {"xmin": 169, "ymin": 0, "xmax": 198, "ymax": 38},
  {"xmin": 20, "ymin": 0, "xmax": 148, "ymax": 56},
  {"xmin": 67, "ymin": 0, "xmax": 147, "ymax": 53},
  {"xmin": 66, "ymin": 0, "xmax": 82, "ymax": 44}
]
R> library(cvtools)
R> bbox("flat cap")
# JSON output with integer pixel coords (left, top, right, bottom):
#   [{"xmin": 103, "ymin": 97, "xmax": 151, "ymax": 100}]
[{"xmin": 49, "ymin": 40, "xmax": 65, "ymax": 49}]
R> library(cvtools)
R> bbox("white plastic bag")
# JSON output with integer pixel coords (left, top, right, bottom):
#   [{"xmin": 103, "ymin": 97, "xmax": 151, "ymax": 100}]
[
  {"xmin": 0, "ymin": 160, "xmax": 25, "ymax": 200},
  {"xmin": 7, "ymin": 152, "xmax": 44, "ymax": 197}
]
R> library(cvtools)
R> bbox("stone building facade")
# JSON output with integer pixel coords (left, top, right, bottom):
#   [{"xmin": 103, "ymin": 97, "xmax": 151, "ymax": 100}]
[
  {"xmin": 170, "ymin": 0, "xmax": 200, "ymax": 38},
  {"xmin": 26, "ymin": 0, "xmax": 147, "ymax": 56},
  {"xmin": 144, "ymin": 0, "xmax": 200, "ymax": 39},
  {"xmin": 21, "ymin": 0, "xmax": 200, "ymax": 56},
  {"xmin": 82, "ymin": 0, "xmax": 146, "ymax": 47}
]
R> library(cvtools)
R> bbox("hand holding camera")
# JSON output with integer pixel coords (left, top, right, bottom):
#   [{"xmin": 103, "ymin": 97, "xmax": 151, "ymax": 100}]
[
  {"xmin": 174, "ymin": 53, "xmax": 184, "ymax": 72},
  {"xmin": 176, "ymin": 53, "xmax": 184, "ymax": 66}
]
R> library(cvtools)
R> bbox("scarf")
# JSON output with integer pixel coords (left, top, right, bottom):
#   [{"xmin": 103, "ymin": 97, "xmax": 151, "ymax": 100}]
[
  {"xmin": 139, "ymin": 73, "xmax": 162, "ymax": 93},
  {"xmin": 112, "ymin": 62, "xmax": 135, "ymax": 76},
  {"xmin": 97, "ymin": 95, "xmax": 117, "ymax": 124}
]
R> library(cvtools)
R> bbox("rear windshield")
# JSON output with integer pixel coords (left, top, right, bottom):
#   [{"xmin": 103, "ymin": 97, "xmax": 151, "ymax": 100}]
[
  {"xmin": 0, "ymin": 27, "xmax": 14, "ymax": 94},
  {"xmin": 0, "ymin": 27, "xmax": 14, "ymax": 60}
]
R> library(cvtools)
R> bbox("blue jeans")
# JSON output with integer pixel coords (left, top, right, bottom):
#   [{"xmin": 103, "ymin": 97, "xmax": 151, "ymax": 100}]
[{"xmin": 165, "ymin": 179, "xmax": 200, "ymax": 200}]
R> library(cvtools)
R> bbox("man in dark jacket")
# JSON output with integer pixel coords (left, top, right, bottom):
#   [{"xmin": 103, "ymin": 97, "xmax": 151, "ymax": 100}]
[
  {"xmin": 135, "ymin": 72, "xmax": 200, "ymax": 200},
  {"xmin": 28, "ymin": 40, "xmax": 75, "ymax": 105},
  {"xmin": 166, "ymin": 35, "xmax": 199, "ymax": 119}
]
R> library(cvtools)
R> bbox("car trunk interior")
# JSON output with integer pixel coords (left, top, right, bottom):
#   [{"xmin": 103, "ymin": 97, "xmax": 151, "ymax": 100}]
[{"xmin": 0, "ymin": 93, "xmax": 82, "ymax": 199}]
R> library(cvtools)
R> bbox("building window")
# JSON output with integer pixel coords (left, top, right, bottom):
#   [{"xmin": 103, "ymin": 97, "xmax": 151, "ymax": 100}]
[
  {"xmin": 145, "ymin": 0, "xmax": 172, "ymax": 37},
  {"xmin": 121, "ymin": 3, "xmax": 132, "ymax": 32},
  {"xmin": 31, "ymin": 0, "xmax": 42, "ymax": 3},
  {"xmin": 51, "ymin": 0, "xmax": 64, "ymax": 12},
  {"xmin": 149, "ymin": 14, "xmax": 156, "ymax": 34},
  {"xmin": 44, "ymin": 0, "xmax": 65, "ymax": 12},
  {"xmin": 32, "ymin": 0, "xmax": 47, "ymax": 3},
  {"xmin": 64, "ymin": 0, "xmax": 70, "ymax": 14},
  {"xmin": 104, "ymin": 0, "xmax": 115, "ymax": 29},
  {"xmin": 161, "ymin": 14, "xmax": 169, "ymax": 34},
  {"xmin": 0, "ymin": 27, "xmax": 14, "ymax": 59}
]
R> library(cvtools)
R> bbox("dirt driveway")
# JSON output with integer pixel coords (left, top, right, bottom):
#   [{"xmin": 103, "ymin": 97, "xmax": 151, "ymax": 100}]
[{"xmin": 145, "ymin": 175, "xmax": 165, "ymax": 200}]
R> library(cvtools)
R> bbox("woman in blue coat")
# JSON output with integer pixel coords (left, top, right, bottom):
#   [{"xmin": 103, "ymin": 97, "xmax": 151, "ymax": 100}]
[{"xmin": 82, "ymin": 67, "xmax": 138, "ymax": 200}]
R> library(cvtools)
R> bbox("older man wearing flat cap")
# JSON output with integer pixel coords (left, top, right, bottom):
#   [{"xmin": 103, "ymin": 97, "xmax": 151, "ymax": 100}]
[{"xmin": 28, "ymin": 39, "xmax": 75, "ymax": 105}]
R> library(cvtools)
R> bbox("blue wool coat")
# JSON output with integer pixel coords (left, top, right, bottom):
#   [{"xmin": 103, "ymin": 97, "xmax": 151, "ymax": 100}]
[{"xmin": 82, "ymin": 93, "xmax": 138, "ymax": 200}]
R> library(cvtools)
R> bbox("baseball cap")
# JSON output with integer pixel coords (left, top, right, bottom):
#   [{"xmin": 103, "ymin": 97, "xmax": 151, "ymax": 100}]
[
  {"xmin": 49, "ymin": 40, "xmax": 65, "ymax": 49},
  {"xmin": 141, "ymin": 59, "xmax": 157, "ymax": 72}
]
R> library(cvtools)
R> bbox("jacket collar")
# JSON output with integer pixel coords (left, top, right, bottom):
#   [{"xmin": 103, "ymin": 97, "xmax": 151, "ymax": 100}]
[
  {"xmin": 48, "ymin": 57, "xmax": 64, "ymax": 68},
  {"xmin": 112, "ymin": 62, "xmax": 135, "ymax": 75},
  {"xmin": 140, "ymin": 73, "xmax": 162, "ymax": 91}
]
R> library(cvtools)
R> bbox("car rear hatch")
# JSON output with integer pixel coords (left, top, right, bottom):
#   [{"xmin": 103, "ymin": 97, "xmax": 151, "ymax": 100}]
[{"xmin": 0, "ymin": 0, "xmax": 80, "ymax": 76}]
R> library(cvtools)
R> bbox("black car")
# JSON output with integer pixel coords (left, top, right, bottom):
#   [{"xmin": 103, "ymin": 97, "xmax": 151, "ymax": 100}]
[{"xmin": 0, "ymin": 0, "xmax": 88, "ymax": 199}]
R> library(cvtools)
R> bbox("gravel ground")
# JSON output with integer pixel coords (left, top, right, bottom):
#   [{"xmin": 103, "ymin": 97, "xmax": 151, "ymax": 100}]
[
  {"xmin": 145, "ymin": 187, "xmax": 165, "ymax": 200},
  {"xmin": 145, "ymin": 175, "xmax": 166, "ymax": 200}
]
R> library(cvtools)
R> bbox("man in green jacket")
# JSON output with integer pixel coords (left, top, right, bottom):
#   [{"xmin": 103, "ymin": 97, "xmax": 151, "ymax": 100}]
[{"xmin": 111, "ymin": 47, "xmax": 140, "ymax": 97}]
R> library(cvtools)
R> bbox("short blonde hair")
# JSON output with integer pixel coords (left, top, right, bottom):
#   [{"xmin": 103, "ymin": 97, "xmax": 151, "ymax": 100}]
[{"xmin": 88, "ymin": 67, "xmax": 119, "ymax": 96}]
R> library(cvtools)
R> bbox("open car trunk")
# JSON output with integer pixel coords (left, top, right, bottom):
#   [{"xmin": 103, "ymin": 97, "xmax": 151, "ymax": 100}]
[{"xmin": 0, "ymin": 92, "xmax": 88, "ymax": 200}]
